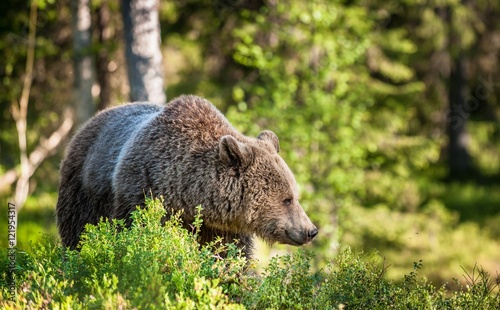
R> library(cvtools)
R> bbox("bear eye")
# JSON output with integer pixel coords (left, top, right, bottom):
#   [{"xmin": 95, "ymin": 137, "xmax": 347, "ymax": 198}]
[{"xmin": 283, "ymin": 198, "xmax": 292, "ymax": 207}]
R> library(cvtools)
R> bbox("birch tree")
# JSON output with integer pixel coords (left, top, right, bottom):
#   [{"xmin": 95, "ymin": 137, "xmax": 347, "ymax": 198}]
[
  {"xmin": 121, "ymin": 0, "xmax": 166, "ymax": 104},
  {"xmin": 71, "ymin": 0, "xmax": 96, "ymax": 125},
  {"xmin": 4, "ymin": 1, "xmax": 74, "ymax": 208}
]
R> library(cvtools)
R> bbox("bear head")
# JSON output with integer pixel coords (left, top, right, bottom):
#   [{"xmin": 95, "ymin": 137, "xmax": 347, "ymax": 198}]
[{"xmin": 219, "ymin": 130, "xmax": 318, "ymax": 246}]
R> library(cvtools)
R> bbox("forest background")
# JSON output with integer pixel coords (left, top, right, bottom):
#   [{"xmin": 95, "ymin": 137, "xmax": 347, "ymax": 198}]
[{"xmin": 1, "ymin": 0, "xmax": 499, "ymax": 287}]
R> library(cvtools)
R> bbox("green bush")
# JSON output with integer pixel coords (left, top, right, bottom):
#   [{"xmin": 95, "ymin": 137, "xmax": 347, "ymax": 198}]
[{"xmin": 1, "ymin": 198, "xmax": 499, "ymax": 309}]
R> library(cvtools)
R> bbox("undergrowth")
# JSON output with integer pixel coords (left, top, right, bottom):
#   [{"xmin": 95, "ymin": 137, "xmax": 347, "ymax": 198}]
[{"xmin": 1, "ymin": 197, "xmax": 499, "ymax": 309}]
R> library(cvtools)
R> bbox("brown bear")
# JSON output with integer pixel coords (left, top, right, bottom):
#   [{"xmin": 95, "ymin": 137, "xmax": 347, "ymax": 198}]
[{"xmin": 56, "ymin": 95, "xmax": 317, "ymax": 258}]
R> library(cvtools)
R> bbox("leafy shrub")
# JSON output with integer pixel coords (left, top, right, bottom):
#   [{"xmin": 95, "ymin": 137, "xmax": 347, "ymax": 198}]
[
  {"xmin": 1, "ymin": 198, "xmax": 499, "ymax": 309},
  {"xmin": 0, "ymin": 197, "xmax": 246, "ymax": 309}
]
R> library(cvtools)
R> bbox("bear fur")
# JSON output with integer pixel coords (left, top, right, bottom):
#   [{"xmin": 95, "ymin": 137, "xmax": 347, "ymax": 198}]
[{"xmin": 56, "ymin": 95, "xmax": 317, "ymax": 257}]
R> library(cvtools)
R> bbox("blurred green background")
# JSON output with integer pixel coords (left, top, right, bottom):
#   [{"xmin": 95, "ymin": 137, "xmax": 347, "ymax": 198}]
[{"xmin": 1, "ymin": 0, "xmax": 499, "ymax": 286}]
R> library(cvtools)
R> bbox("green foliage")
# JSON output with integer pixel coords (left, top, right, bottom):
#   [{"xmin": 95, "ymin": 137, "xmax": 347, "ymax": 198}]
[
  {"xmin": 1, "ymin": 198, "xmax": 499, "ymax": 308},
  {"xmin": 220, "ymin": 0, "xmax": 375, "ymax": 262},
  {"xmin": 244, "ymin": 250, "xmax": 320, "ymax": 309},
  {"xmin": 0, "ymin": 198, "xmax": 246, "ymax": 308}
]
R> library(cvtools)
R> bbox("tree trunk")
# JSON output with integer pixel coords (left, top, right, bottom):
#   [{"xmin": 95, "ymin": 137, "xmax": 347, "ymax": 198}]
[
  {"xmin": 446, "ymin": 5, "xmax": 471, "ymax": 180},
  {"xmin": 71, "ymin": 0, "xmax": 95, "ymax": 125},
  {"xmin": 121, "ymin": 0, "xmax": 166, "ymax": 104},
  {"xmin": 96, "ymin": 0, "xmax": 112, "ymax": 110},
  {"xmin": 11, "ymin": 0, "xmax": 37, "ymax": 210},
  {"xmin": 447, "ymin": 55, "xmax": 471, "ymax": 179}
]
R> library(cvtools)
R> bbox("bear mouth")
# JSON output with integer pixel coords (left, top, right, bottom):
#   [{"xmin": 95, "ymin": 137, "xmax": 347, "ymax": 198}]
[{"xmin": 285, "ymin": 230, "xmax": 306, "ymax": 246}]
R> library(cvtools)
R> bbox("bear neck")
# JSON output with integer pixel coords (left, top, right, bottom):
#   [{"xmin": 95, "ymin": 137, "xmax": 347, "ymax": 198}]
[{"xmin": 179, "ymin": 148, "xmax": 247, "ymax": 235}]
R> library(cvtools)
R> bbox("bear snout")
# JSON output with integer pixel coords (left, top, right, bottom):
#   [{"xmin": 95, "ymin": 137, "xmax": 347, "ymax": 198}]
[{"xmin": 285, "ymin": 225, "xmax": 318, "ymax": 245}]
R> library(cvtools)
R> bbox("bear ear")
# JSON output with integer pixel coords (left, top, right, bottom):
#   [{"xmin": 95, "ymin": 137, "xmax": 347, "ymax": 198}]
[
  {"xmin": 257, "ymin": 130, "xmax": 280, "ymax": 153},
  {"xmin": 219, "ymin": 135, "xmax": 254, "ymax": 171}
]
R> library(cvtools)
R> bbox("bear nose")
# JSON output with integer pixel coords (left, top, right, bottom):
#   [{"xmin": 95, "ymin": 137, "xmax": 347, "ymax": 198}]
[{"xmin": 308, "ymin": 227, "xmax": 318, "ymax": 240}]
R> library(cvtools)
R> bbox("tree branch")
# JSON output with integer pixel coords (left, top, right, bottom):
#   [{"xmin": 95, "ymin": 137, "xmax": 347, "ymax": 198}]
[
  {"xmin": 11, "ymin": 0, "xmax": 37, "ymax": 209},
  {"xmin": 0, "ymin": 109, "xmax": 74, "ymax": 194}
]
